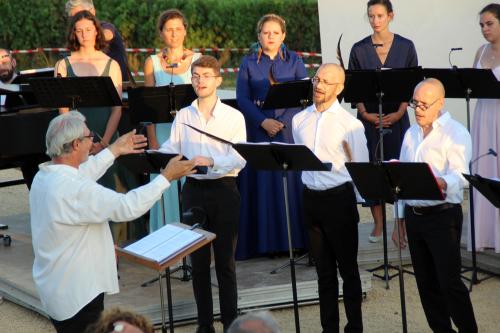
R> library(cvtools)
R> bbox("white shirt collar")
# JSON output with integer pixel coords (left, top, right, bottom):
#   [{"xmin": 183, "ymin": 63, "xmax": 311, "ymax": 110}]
[
  {"xmin": 312, "ymin": 99, "xmax": 341, "ymax": 115},
  {"xmin": 190, "ymin": 97, "xmax": 222, "ymax": 119}
]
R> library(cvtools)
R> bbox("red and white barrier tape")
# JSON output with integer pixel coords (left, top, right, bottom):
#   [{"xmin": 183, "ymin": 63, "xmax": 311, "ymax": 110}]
[{"xmin": 11, "ymin": 47, "xmax": 321, "ymax": 57}]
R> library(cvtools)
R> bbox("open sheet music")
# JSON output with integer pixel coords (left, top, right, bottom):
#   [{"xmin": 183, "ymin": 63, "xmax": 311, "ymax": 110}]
[{"xmin": 122, "ymin": 224, "xmax": 205, "ymax": 263}]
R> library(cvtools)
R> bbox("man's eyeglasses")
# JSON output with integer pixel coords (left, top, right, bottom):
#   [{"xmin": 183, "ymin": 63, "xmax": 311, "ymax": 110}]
[
  {"xmin": 191, "ymin": 74, "xmax": 220, "ymax": 83},
  {"xmin": 408, "ymin": 98, "xmax": 439, "ymax": 111},
  {"xmin": 311, "ymin": 76, "xmax": 341, "ymax": 86},
  {"xmin": 80, "ymin": 131, "xmax": 96, "ymax": 141}
]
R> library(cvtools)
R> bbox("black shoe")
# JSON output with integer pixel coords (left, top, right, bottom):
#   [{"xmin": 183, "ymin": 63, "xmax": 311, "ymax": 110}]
[{"xmin": 195, "ymin": 325, "xmax": 215, "ymax": 333}]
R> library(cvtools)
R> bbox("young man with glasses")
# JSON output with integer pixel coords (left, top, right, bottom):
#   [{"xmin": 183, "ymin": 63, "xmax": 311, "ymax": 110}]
[
  {"xmin": 159, "ymin": 55, "xmax": 246, "ymax": 333},
  {"xmin": 30, "ymin": 111, "xmax": 196, "ymax": 333},
  {"xmin": 392, "ymin": 78, "xmax": 477, "ymax": 332},
  {"xmin": 292, "ymin": 64, "xmax": 368, "ymax": 333}
]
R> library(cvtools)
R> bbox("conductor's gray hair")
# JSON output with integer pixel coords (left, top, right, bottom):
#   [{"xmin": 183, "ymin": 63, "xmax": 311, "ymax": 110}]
[
  {"xmin": 46, "ymin": 111, "xmax": 87, "ymax": 158},
  {"xmin": 65, "ymin": 0, "xmax": 94, "ymax": 16},
  {"xmin": 227, "ymin": 311, "xmax": 281, "ymax": 333}
]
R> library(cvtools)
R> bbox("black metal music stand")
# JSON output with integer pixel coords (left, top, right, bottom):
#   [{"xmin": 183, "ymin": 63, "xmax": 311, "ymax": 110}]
[
  {"xmin": 128, "ymin": 84, "xmax": 197, "ymax": 282},
  {"xmin": 343, "ymin": 67, "xmax": 424, "ymax": 288},
  {"xmin": 128, "ymin": 84, "xmax": 196, "ymax": 124},
  {"xmin": 260, "ymin": 79, "xmax": 313, "ymax": 271},
  {"xmin": 423, "ymin": 67, "xmax": 500, "ymax": 289},
  {"xmin": 233, "ymin": 142, "xmax": 330, "ymax": 333},
  {"xmin": 28, "ymin": 76, "xmax": 122, "ymax": 109},
  {"xmin": 346, "ymin": 161, "xmax": 444, "ymax": 333},
  {"xmin": 261, "ymin": 79, "xmax": 312, "ymax": 110}
]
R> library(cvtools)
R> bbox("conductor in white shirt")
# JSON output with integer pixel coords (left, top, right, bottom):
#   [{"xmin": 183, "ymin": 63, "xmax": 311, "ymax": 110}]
[
  {"xmin": 30, "ymin": 111, "xmax": 196, "ymax": 333},
  {"xmin": 292, "ymin": 64, "xmax": 368, "ymax": 333},
  {"xmin": 160, "ymin": 55, "xmax": 246, "ymax": 333},
  {"xmin": 392, "ymin": 78, "xmax": 477, "ymax": 333}
]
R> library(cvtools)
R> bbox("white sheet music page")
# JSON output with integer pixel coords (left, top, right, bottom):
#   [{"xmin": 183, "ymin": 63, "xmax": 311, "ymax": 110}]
[{"xmin": 124, "ymin": 224, "xmax": 204, "ymax": 262}]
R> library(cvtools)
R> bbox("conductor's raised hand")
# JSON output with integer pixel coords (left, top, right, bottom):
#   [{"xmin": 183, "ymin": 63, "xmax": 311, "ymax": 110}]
[
  {"xmin": 108, "ymin": 129, "xmax": 148, "ymax": 157},
  {"xmin": 161, "ymin": 155, "xmax": 197, "ymax": 181}
]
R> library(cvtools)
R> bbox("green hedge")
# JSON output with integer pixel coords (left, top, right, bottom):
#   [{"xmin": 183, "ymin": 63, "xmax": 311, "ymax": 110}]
[{"xmin": 0, "ymin": 0, "xmax": 320, "ymax": 72}]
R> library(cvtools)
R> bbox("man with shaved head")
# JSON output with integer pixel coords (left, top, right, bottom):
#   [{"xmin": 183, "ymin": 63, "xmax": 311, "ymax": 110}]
[
  {"xmin": 292, "ymin": 63, "xmax": 368, "ymax": 332},
  {"xmin": 393, "ymin": 78, "xmax": 477, "ymax": 332}
]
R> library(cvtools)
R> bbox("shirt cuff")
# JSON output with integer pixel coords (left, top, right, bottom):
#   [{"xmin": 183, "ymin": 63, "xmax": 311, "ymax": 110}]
[{"xmin": 153, "ymin": 173, "xmax": 171, "ymax": 190}]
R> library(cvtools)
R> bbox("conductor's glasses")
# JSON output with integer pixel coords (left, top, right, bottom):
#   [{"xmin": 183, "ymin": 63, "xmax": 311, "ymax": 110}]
[{"xmin": 408, "ymin": 98, "xmax": 439, "ymax": 111}]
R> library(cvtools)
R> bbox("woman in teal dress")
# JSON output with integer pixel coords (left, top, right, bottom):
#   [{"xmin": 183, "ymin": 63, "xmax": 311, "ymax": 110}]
[
  {"xmin": 55, "ymin": 10, "xmax": 122, "ymax": 190},
  {"xmin": 143, "ymin": 9, "xmax": 201, "ymax": 231}
]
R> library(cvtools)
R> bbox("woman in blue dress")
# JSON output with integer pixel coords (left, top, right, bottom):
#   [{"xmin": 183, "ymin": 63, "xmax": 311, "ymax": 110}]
[
  {"xmin": 236, "ymin": 14, "xmax": 309, "ymax": 259},
  {"xmin": 348, "ymin": 0, "xmax": 418, "ymax": 243},
  {"xmin": 143, "ymin": 9, "xmax": 201, "ymax": 231}
]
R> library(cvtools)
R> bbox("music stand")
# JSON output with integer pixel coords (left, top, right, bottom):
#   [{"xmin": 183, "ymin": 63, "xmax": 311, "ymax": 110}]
[
  {"xmin": 128, "ymin": 84, "xmax": 196, "ymax": 124},
  {"xmin": 28, "ymin": 76, "xmax": 122, "ymax": 109},
  {"xmin": 118, "ymin": 150, "xmax": 206, "ymax": 285},
  {"xmin": 261, "ymin": 79, "xmax": 312, "ymax": 110},
  {"xmin": 233, "ymin": 142, "xmax": 330, "ymax": 333},
  {"xmin": 343, "ymin": 67, "xmax": 424, "ymax": 288},
  {"xmin": 346, "ymin": 161, "xmax": 444, "ymax": 333},
  {"xmin": 259, "ymin": 79, "xmax": 314, "ymax": 272},
  {"xmin": 422, "ymin": 67, "xmax": 500, "ymax": 288},
  {"xmin": 128, "ymin": 84, "xmax": 197, "ymax": 281},
  {"xmin": 116, "ymin": 223, "xmax": 216, "ymax": 333}
]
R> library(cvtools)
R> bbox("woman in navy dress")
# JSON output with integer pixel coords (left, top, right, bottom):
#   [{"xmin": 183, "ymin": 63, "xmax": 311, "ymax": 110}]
[
  {"xmin": 236, "ymin": 14, "xmax": 308, "ymax": 259},
  {"xmin": 348, "ymin": 0, "xmax": 418, "ymax": 243}
]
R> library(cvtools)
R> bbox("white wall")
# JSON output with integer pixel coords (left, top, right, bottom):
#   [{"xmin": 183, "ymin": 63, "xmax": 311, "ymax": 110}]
[{"xmin": 317, "ymin": 0, "xmax": 494, "ymax": 127}]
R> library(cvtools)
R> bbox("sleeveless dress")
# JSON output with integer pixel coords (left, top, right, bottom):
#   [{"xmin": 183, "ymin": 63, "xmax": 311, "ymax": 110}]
[
  {"xmin": 64, "ymin": 57, "xmax": 118, "ymax": 190},
  {"xmin": 468, "ymin": 44, "xmax": 500, "ymax": 253},
  {"xmin": 149, "ymin": 53, "xmax": 201, "ymax": 231}
]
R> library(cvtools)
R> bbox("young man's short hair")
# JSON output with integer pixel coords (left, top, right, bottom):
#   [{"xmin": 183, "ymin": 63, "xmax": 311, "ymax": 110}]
[{"xmin": 191, "ymin": 55, "xmax": 221, "ymax": 75}]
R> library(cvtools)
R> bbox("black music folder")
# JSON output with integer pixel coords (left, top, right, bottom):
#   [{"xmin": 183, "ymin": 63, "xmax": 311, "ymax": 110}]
[
  {"xmin": 118, "ymin": 151, "xmax": 207, "ymax": 175},
  {"xmin": 233, "ymin": 142, "xmax": 330, "ymax": 172},
  {"xmin": 344, "ymin": 67, "xmax": 423, "ymax": 104},
  {"xmin": 422, "ymin": 68, "xmax": 500, "ymax": 99},
  {"xmin": 128, "ymin": 84, "xmax": 196, "ymax": 124},
  {"xmin": 464, "ymin": 174, "xmax": 500, "ymax": 208},
  {"xmin": 261, "ymin": 79, "xmax": 312, "ymax": 110},
  {"xmin": 28, "ymin": 76, "xmax": 122, "ymax": 109},
  {"xmin": 345, "ymin": 162, "xmax": 444, "ymax": 204}
]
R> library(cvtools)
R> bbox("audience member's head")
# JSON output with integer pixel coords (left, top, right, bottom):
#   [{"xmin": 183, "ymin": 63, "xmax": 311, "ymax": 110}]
[
  {"xmin": 227, "ymin": 311, "xmax": 281, "ymax": 333},
  {"xmin": 0, "ymin": 48, "xmax": 17, "ymax": 83},
  {"xmin": 84, "ymin": 308, "xmax": 154, "ymax": 333}
]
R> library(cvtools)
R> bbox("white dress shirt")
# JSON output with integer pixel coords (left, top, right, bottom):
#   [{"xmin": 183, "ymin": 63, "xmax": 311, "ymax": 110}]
[
  {"xmin": 30, "ymin": 149, "xmax": 171, "ymax": 320},
  {"xmin": 397, "ymin": 111, "xmax": 471, "ymax": 218},
  {"xmin": 292, "ymin": 100, "xmax": 369, "ymax": 196},
  {"xmin": 159, "ymin": 98, "xmax": 247, "ymax": 179}
]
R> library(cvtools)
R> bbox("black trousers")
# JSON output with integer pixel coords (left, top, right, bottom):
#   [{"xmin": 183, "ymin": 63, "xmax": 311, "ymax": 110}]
[
  {"xmin": 50, "ymin": 293, "xmax": 104, "ymax": 333},
  {"xmin": 303, "ymin": 183, "xmax": 363, "ymax": 333},
  {"xmin": 405, "ymin": 204, "xmax": 477, "ymax": 333},
  {"xmin": 182, "ymin": 177, "xmax": 239, "ymax": 329}
]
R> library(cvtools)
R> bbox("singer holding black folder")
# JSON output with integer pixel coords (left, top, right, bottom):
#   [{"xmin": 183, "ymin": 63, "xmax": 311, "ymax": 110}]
[
  {"xmin": 468, "ymin": 3, "xmax": 500, "ymax": 253},
  {"xmin": 159, "ymin": 56, "xmax": 246, "ymax": 333},
  {"xmin": 292, "ymin": 64, "xmax": 368, "ymax": 333},
  {"xmin": 348, "ymin": 0, "xmax": 418, "ymax": 243},
  {"xmin": 393, "ymin": 78, "xmax": 477, "ymax": 333}
]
